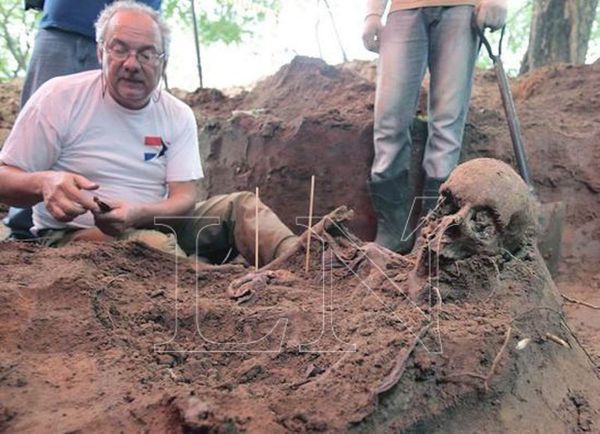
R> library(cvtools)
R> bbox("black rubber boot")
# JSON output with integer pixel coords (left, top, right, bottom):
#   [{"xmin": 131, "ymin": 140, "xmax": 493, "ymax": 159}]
[
  {"xmin": 421, "ymin": 177, "xmax": 446, "ymax": 217},
  {"xmin": 4, "ymin": 207, "xmax": 34, "ymax": 240},
  {"xmin": 367, "ymin": 172, "xmax": 415, "ymax": 254}
]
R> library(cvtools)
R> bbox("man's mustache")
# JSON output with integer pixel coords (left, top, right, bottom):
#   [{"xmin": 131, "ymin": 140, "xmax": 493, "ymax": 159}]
[{"xmin": 119, "ymin": 75, "xmax": 144, "ymax": 83}]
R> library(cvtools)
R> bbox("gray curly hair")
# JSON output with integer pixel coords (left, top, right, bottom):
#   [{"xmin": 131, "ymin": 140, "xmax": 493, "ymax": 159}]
[{"xmin": 95, "ymin": 0, "xmax": 171, "ymax": 58}]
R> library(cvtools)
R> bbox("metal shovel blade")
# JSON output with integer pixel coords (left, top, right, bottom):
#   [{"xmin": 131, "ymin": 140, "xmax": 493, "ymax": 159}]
[{"xmin": 481, "ymin": 28, "xmax": 565, "ymax": 276}]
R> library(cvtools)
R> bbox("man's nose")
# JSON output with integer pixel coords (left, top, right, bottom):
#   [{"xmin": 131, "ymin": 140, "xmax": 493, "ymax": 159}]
[{"xmin": 122, "ymin": 51, "xmax": 141, "ymax": 70}]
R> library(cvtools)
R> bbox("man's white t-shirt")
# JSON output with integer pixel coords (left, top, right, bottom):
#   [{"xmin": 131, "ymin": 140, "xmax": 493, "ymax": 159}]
[{"xmin": 0, "ymin": 70, "xmax": 203, "ymax": 234}]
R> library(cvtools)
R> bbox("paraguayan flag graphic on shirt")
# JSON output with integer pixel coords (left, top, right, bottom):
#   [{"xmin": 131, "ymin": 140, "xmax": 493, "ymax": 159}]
[{"xmin": 144, "ymin": 136, "xmax": 168, "ymax": 161}]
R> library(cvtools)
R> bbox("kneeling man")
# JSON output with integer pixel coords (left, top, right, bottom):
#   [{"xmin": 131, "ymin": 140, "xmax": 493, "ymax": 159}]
[{"xmin": 0, "ymin": 0, "xmax": 295, "ymax": 266}]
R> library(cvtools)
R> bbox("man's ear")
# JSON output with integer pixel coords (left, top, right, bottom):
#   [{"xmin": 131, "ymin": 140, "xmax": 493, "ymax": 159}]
[{"xmin": 96, "ymin": 45, "xmax": 103, "ymax": 65}]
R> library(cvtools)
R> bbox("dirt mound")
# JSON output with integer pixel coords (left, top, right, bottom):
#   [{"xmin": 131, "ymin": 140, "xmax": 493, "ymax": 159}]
[
  {"xmin": 465, "ymin": 62, "xmax": 600, "ymax": 371},
  {"xmin": 177, "ymin": 57, "xmax": 600, "ymax": 371},
  {"xmin": 468, "ymin": 61, "xmax": 600, "ymax": 202},
  {"xmin": 176, "ymin": 57, "xmax": 599, "ymax": 275},
  {"xmin": 182, "ymin": 56, "xmax": 377, "ymax": 241},
  {"xmin": 1, "ymin": 182, "xmax": 598, "ymax": 431},
  {"xmin": 1, "ymin": 58, "xmax": 599, "ymax": 432},
  {"xmin": 0, "ymin": 79, "xmax": 21, "ymax": 146}
]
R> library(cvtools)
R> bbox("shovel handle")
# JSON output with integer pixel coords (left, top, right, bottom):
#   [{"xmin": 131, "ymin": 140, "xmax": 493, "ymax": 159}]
[
  {"xmin": 477, "ymin": 26, "xmax": 534, "ymax": 191},
  {"xmin": 476, "ymin": 25, "xmax": 505, "ymax": 62}
]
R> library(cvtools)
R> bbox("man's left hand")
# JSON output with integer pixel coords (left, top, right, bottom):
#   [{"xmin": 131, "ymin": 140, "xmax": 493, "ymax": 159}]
[
  {"xmin": 93, "ymin": 200, "xmax": 141, "ymax": 236},
  {"xmin": 92, "ymin": 182, "xmax": 197, "ymax": 237},
  {"xmin": 474, "ymin": 0, "xmax": 508, "ymax": 31}
]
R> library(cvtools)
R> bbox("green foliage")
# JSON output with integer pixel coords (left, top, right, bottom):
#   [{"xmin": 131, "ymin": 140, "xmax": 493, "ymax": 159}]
[
  {"xmin": 0, "ymin": 0, "xmax": 39, "ymax": 80},
  {"xmin": 163, "ymin": 0, "xmax": 281, "ymax": 45},
  {"xmin": 0, "ymin": 0, "xmax": 279, "ymax": 81}
]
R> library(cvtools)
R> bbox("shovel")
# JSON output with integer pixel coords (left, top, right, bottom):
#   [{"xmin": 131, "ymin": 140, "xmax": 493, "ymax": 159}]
[{"xmin": 477, "ymin": 27, "xmax": 566, "ymax": 276}]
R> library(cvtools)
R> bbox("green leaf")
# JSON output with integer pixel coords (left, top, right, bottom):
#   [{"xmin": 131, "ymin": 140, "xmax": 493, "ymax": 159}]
[
  {"xmin": 163, "ymin": 0, "xmax": 281, "ymax": 46},
  {"xmin": 0, "ymin": 0, "xmax": 39, "ymax": 80}
]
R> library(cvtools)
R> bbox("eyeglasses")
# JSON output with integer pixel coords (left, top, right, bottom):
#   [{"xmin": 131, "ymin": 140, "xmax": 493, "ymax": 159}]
[{"xmin": 103, "ymin": 43, "xmax": 165, "ymax": 66}]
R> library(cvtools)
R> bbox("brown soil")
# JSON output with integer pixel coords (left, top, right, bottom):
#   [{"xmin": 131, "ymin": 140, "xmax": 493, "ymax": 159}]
[
  {"xmin": 1, "ymin": 58, "xmax": 599, "ymax": 432},
  {"xmin": 0, "ymin": 79, "xmax": 20, "ymax": 147}
]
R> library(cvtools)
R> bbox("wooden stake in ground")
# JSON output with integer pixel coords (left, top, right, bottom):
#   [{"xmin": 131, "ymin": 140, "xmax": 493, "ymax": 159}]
[
  {"xmin": 255, "ymin": 186, "xmax": 259, "ymax": 271},
  {"xmin": 305, "ymin": 175, "xmax": 316, "ymax": 273}
]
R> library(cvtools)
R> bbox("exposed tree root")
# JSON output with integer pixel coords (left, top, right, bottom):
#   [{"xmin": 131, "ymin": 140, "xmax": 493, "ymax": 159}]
[
  {"xmin": 440, "ymin": 325, "xmax": 512, "ymax": 393},
  {"xmin": 561, "ymin": 293, "xmax": 600, "ymax": 310},
  {"xmin": 484, "ymin": 325, "xmax": 512, "ymax": 391},
  {"xmin": 484, "ymin": 256, "xmax": 501, "ymax": 302},
  {"xmin": 369, "ymin": 323, "xmax": 432, "ymax": 402}
]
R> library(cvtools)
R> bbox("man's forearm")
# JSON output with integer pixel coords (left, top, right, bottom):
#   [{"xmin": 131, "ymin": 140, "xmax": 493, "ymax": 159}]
[
  {"xmin": 132, "ymin": 186, "xmax": 197, "ymax": 229},
  {"xmin": 0, "ymin": 165, "xmax": 46, "ymax": 207}
]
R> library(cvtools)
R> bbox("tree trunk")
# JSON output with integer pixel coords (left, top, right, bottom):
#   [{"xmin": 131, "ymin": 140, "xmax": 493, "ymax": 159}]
[{"xmin": 520, "ymin": 0, "xmax": 599, "ymax": 74}]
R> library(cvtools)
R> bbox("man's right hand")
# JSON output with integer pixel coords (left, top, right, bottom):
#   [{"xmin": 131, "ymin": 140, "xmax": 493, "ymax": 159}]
[
  {"xmin": 362, "ymin": 14, "xmax": 383, "ymax": 53},
  {"xmin": 41, "ymin": 172, "xmax": 100, "ymax": 222},
  {"xmin": 474, "ymin": 0, "xmax": 508, "ymax": 31}
]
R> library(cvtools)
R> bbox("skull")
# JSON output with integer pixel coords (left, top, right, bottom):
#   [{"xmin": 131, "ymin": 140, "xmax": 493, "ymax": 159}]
[{"xmin": 420, "ymin": 158, "xmax": 538, "ymax": 261}]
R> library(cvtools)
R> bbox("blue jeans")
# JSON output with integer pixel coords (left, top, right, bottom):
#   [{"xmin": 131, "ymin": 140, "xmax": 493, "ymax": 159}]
[
  {"xmin": 371, "ymin": 6, "xmax": 479, "ymax": 181},
  {"xmin": 5, "ymin": 28, "xmax": 100, "ymax": 238},
  {"xmin": 21, "ymin": 27, "xmax": 100, "ymax": 105}
]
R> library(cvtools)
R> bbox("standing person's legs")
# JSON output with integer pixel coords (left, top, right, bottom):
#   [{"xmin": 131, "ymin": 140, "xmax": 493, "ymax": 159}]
[
  {"xmin": 174, "ymin": 192, "xmax": 297, "ymax": 267},
  {"xmin": 21, "ymin": 28, "xmax": 99, "ymax": 106},
  {"xmin": 371, "ymin": 9, "xmax": 429, "ymax": 182},
  {"xmin": 422, "ymin": 6, "xmax": 478, "ymax": 212},
  {"xmin": 7, "ymin": 28, "xmax": 100, "ymax": 239},
  {"xmin": 369, "ymin": 9, "xmax": 428, "ymax": 252}
]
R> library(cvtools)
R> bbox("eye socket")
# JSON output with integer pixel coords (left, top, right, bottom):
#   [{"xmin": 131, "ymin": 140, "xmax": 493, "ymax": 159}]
[
  {"xmin": 439, "ymin": 191, "xmax": 460, "ymax": 216},
  {"xmin": 467, "ymin": 207, "xmax": 499, "ymax": 240}
]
